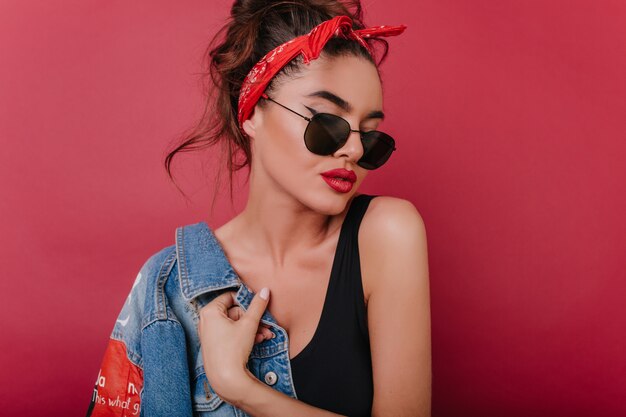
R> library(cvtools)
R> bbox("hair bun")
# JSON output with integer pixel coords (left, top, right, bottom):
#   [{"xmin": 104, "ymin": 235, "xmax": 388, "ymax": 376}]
[{"xmin": 230, "ymin": 0, "xmax": 269, "ymax": 20}]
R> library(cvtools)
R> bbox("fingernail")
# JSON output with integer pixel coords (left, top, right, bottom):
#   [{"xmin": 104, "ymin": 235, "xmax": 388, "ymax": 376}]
[
  {"xmin": 260, "ymin": 287, "xmax": 269, "ymax": 300},
  {"xmin": 271, "ymin": 332, "xmax": 276, "ymax": 339}
]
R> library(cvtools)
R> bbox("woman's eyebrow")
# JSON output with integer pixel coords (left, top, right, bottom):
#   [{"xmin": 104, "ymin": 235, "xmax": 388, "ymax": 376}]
[{"xmin": 305, "ymin": 90, "xmax": 385, "ymax": 120}]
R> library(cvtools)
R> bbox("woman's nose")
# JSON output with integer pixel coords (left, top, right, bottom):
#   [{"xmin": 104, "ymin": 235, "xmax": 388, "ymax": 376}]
[{"xmin": 334, "ymin": 129, "xmax": 364, "ymax": 163}]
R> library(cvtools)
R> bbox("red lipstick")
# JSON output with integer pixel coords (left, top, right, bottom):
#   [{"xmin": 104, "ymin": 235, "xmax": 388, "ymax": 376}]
[{"xmin": 320, "ymin": 168, "xmax": 356, "ymax": 193}]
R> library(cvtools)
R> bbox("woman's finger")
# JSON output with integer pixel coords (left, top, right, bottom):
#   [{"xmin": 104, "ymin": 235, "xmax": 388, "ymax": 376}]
[
  {"xmin": 227, "ymin": 308, "xmax": 275, "ymax": 325},
  {"xmin": 227, "ymin": 305, "xmax": 243, "ymax": 321},
  {"xmin": 225, "ymin": 305, "xmax": 272, "ymax": 344},
  {"xmin": 225, "ymin": 306, "xmax": 274, "ymax": 344},
  {"xmin": 242, "ymin": 288, "xmax": 270, "ymax": 329},
  {"xmin": 209, "ymin": 291, "xmax": 237, "ymax": 311},
  {"xmin": 253, "ymin": 328, "xmax": 275, "ymax": 344},
  {"xmin": 206, "ymin": 291, "xmax": 236, "ymax": 315},
  {"xmin": 259, "ymin": 326, "xmax": 274, "ymax": 339}
]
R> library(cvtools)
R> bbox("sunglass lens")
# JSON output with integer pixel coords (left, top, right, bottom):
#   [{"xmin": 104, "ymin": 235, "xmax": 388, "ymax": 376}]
[
  {"xmin": 304, "ymin": 113, "xmax": 349, "ymax": 155},
  {"xmin": 358, "ymin": 131, "xmax": 396, "ymax": 170}
]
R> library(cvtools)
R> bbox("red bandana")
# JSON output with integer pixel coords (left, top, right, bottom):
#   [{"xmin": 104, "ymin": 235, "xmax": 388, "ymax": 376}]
[{"xmin": 237, "ymin": 15, "xmax": 407, "ymax": 134}]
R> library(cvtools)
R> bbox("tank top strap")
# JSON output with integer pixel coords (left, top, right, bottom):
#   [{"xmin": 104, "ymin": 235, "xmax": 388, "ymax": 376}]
[
  {"xmin": 343, "ymin": 193, "xmax": 379, "ymax": 237},
  {"xmin": 340, "ymin": 193, "xmax": 378, "ymax": 339}
]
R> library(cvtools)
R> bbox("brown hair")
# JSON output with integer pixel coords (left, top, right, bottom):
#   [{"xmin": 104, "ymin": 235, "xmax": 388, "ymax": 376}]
[{"xmin": 163, "ymin": 0, "xmax": 391, "ymax": 214}]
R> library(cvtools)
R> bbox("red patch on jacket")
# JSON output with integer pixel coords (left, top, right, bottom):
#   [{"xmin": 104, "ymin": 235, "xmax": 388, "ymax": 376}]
[{"xmin": 86, "ymin": 338, "xmax": 143, "ymax": 417}]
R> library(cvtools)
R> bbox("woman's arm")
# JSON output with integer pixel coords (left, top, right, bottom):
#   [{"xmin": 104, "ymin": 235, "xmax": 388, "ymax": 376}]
[
  {"xmin": 230, "ymin": 372, "xmax": 347, "ymax": 416},
  {"xmin": 361, "ymin": 197, "xmax": 432, "ymax": 417}
]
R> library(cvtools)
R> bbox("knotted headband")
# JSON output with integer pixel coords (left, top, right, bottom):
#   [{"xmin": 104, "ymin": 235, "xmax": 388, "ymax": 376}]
[{"xmin": 237, "ymin": 15, "xmax": 407, "ymax": 134}]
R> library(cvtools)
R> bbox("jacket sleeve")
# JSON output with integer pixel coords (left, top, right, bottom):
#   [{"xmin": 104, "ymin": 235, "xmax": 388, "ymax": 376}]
[{"xmin": 86, "ymin": 255, "xmax": 154, "ymax": 417}]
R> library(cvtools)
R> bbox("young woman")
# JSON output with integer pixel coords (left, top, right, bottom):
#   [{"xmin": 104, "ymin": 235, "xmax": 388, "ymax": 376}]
[{"xmin": 87, "ymin": 1, "xmax": 431, "ymax": 416}]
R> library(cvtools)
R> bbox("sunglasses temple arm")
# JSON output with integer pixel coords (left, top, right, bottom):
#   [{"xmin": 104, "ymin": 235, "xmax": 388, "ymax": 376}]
[{"xmin": 261, "ymin": 93, "xmax": 311, "ymax": 122}]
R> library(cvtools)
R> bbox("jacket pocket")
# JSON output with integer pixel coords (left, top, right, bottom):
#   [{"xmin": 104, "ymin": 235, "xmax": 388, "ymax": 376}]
[{"xmin": 191, "ymin": 371, "xmax": 226, "ymax": 413}]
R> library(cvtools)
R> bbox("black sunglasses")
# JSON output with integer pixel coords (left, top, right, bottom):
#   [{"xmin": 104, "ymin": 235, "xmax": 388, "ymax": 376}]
[{"xmin": 261, "ymin": 93, "xmax": 396, "ymax": 170}]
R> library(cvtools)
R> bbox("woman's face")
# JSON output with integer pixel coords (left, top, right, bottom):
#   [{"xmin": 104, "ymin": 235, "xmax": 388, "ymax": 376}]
[{"xmin": 243, "ymin": 54, "xmax": 384, "ymax": 214}]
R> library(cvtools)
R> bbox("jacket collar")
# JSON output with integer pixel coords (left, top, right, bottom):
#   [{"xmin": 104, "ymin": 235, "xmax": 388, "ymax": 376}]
[
  {"xmin": 175, "ymin": 221, "xmax": 241, "ymax": 301},
  {"xmin": 174, "ymin": 221, "xmax": 280, "ymax": 327}
]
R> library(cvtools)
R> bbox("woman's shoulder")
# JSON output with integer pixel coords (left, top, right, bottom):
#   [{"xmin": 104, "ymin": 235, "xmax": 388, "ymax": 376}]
[
  {"xmin": 117, "ymin": 220, "xmax": 221, "ymax": 313},
  {"xmin": 358, "ymin": 194, "xmax": 426, "ymax": 301},
  {"xmin": 360, "ymin": 194, "xmax": 424, "ymax": 233},
  {"xmin": 139, "ymin": 243, "xmax": 178, "ymax": 278},
  {"xmin": 148, "ymin": 221, "xmax": 238, "ymax": 303}
]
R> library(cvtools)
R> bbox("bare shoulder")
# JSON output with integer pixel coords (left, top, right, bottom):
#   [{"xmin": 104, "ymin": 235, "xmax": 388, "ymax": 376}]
[
  {"xmin": 360, "ymin": 195, "xmax": 425, "ymax": 233},
  {"xmin": 359, "ymin": 195, "xmax": 428, "ymax": 302}
]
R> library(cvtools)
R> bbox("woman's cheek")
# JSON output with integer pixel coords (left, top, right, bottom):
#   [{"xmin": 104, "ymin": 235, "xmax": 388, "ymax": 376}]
[{"xmin": 270, "ymin": 120, "xmax": 315, "ymax": 165}]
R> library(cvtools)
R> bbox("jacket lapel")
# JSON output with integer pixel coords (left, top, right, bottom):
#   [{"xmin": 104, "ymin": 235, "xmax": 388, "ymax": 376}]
[{"xmin": 175, "ymin": 221, "xmax": 280, "ymax": 327}]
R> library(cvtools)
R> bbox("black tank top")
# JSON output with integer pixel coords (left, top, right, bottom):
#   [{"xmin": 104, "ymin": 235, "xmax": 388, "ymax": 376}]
[{"xmin": 290, "ymin": 193, "xmax": 377, "ymax": 417}]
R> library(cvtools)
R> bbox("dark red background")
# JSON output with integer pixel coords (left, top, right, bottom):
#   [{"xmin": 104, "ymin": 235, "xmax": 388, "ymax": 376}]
[{"xmin": 1, "ymin": 1, "xmax": 624, "ymax": 415}]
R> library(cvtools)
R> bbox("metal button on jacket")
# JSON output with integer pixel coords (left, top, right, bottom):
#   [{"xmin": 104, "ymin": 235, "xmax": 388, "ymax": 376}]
[{"xmin": 264, "ymin": 371, "xmax": 278, "ymax": 385}]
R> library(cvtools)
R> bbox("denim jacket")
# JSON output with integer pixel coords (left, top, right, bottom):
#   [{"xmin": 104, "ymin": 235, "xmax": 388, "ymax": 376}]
[{"xmin": 86, "ymin": 221, "xmax": 299, "ymax": 417}]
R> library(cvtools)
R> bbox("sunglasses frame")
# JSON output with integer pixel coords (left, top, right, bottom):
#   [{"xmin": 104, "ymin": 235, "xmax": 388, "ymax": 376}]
[{"xmin": 260, "ymin": 93, "xmax": 397, "ymax": 169}]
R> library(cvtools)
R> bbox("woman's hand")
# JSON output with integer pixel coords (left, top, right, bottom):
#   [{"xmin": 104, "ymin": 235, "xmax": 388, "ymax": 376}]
[
  {"xmin": 226, "ymin": 302, "xmax": 275, "ymax": 344},
  {"xmin": 198, "ymin": 287, "xmax": 272, "ymax": 405}
]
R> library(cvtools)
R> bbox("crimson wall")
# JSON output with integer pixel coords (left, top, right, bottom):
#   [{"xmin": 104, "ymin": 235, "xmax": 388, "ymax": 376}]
[{"xmin": 1, "ymin": 0, "xmax": 624, "ymax": 415}]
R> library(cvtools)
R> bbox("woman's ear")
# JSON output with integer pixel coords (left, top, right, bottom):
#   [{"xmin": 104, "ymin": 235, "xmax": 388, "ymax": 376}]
[
  {"xmin": 242, "ymin": 117, "xmax": 256, "ymax": 138},
  {"xmin": 242, "ymin": 107, "xmax": 262, "ymax": 139}
]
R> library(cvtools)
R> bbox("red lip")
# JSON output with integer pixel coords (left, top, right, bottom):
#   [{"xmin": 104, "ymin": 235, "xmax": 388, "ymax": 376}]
[{"xmin": 320, "ymin": 168, "xmax": 357, "ymax": 183}]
